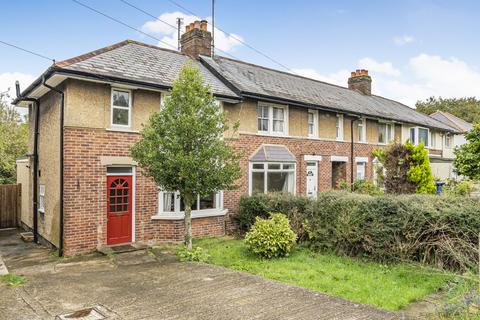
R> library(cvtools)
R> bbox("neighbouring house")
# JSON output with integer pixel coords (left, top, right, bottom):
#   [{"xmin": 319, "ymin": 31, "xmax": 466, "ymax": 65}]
[
  {"xmin": 429, "ymin": 110, "xmax": 474, "ymax": 180},
  {"xmin": 14, "ymin": 20, "xmax": 457, "ymax": 255}
]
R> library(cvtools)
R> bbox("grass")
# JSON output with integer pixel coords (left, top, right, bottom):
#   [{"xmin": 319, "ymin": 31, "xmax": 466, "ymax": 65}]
[
  {"xmin": 1, "ymin": 274, "xmax": 26, "ymax": 287},
  {"xmin": 194, "ymin": 237, "xmax": 455, "ymax": 311}
]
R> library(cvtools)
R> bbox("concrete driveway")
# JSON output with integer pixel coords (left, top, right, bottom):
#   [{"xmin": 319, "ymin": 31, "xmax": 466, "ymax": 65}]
[{"xmin": 0, "ymin": 229, "xmax": 396, "ymax": 320}]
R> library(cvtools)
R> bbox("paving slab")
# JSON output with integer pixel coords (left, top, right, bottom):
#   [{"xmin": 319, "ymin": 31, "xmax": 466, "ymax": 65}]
[{"xmin": 0, "ymin": 229, "xmax": 397, "ymax": 320}]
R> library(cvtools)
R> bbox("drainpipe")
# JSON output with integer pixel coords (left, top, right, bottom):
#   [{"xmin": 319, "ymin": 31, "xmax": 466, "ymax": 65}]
[
  {"xmin": 42, "ymin": 77, "xmax": 65, "ymax": 257},
  {"xmin": 15, "ymin": 81, "xmax": 40, "ymax": 243},
  {"xmin": 350, "ymin": 117, "xmax": 360, "ymax": 192}
]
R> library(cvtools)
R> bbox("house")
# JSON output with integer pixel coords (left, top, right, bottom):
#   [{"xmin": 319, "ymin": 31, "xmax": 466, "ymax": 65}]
[
  {"xmin": 14, "ymin": 20, "xmax": 457, "ymax": 255},
  {"xmin": 429, "ymin": 111, "xmax": 473, "ymax": 179}
]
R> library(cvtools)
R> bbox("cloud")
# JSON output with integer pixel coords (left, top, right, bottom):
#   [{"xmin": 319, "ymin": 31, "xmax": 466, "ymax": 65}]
[
  {"xmin": 292, "ymin": 54, "xmax": 480, "ymax": 108},
  {"xmin": 0, "ymin": 72, "xmax": 35, "ymax": 101},
  {"xmin": 141, "ymin": 11, "xmax": 243, "ymax": 52},
  {"xmin": 358, "ymin": 58, "xmax": 401, "ymax": 76},
  {"xmin": 393, "ymin": 35, "xmax": 415, "ymax": 46}
]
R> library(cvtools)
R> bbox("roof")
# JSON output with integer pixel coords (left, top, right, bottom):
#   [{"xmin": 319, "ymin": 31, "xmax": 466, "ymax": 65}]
[
  {"xmin": 15, "ymin": 40, "xmax": 239, "ymax": 102},
  {"xmin": 250, "ymin": 145, "xmax": 296, "ymax": 162},
  {"xmin": 200, "ymin": 55, "xmax": 456, "ymax": 132},
  {"xmin": 429, "ymin": 111, "xmax": 473, "ymax": 133}
]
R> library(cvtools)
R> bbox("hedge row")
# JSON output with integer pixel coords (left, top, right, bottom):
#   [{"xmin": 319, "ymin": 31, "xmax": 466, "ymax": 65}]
[{"xmin": 235, "ymin": 192, "xmax": 480, "ymax": 271}]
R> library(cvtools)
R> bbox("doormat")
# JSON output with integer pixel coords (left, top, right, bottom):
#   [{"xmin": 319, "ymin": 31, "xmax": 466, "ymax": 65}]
[{"xmin": 55, "ymin": 306, "xmax": 111, "ymax": 320}]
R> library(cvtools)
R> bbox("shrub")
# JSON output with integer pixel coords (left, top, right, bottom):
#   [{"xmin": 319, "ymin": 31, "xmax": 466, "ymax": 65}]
[
  {"xmin": 245, "ymin": 213, "xmax": 297, "ymax": 258},
  {"xmin": 175, "ymin": 246, "xmax": 210, "ymax": 262},
  {"xmin": 236, "ymin": 192, "xmax": 480, "ymax": 271},
  {"xmin": 353, "ymin": 180, "xmax": 383, "ymax": 195},
  {"xmin": 445, "ymin": 180, "xmax": 473, "ymax": 197}
]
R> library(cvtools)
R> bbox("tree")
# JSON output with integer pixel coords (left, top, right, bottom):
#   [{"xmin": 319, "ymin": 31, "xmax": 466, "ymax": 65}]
[
  {"xmin": 131, "ymin": 63, "xmax": 242, "ymax": 249},
  {"xmin": 373, "ymin": 141, "xmax": 435, "ymax": 194},
  {"xmin": 0, "ymin": 92, "xmax": 28, "ymax": 184},
  {"xmin": 416, "ymin": 96, "xmax": 480, "ymax": 124},
  {"xmin": 454, "ymin": 124, "xmax": 480, "ymax": 179}
]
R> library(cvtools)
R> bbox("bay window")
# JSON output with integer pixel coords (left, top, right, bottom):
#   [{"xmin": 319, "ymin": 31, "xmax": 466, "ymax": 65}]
[
  {"xmin": 250, "ymin": 162, "xmax": 296, "ymax": 194},
  {"xmin": 257, "ymin": 102, "xmax": 288, "ymax": 135},
  {"xmin": 157, "ymin": 191, "xmax": 222, "ymax": 215}
]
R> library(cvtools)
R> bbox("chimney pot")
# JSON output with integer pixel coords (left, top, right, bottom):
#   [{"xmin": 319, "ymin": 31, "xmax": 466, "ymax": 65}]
[
  {"xmin": 200, "ymin": 20, "xmax": 208, "ymax": 31},
  {"xmin": 180, "ymin": 20, "xmax": 212, "ymax": 58},
  {"xmin": 194, "ymin": 20, "xmax": 201, "ymax": 30},
  {"xmin": 185, "ymin": 25, "xmax": 191, "ymax": 32}
]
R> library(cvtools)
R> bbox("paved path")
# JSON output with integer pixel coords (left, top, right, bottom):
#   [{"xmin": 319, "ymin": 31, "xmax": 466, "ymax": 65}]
[{"xmin": 0, "ymin": 229, "xmax": 396, "ymax": 320}]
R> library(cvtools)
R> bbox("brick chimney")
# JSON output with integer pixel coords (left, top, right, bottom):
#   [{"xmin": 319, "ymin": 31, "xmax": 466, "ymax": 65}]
[
  {"xmin": 180, "ymin": 20, "xmax": 211, "ymax": 58},
  {"xmin": 348, "ymin": 69, "xmax": 372, "ymax": 95}
]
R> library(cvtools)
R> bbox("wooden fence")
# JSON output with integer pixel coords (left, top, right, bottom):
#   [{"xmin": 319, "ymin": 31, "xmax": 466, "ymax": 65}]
[{"xmin": 0, "ymin": 184, "xmax": 21, "ymax": 229}]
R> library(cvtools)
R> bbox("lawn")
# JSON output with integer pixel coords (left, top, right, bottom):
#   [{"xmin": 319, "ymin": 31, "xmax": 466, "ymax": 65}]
[{"xmin": 194, "ymin": 237, "xmax": 454, "ymax": 311}]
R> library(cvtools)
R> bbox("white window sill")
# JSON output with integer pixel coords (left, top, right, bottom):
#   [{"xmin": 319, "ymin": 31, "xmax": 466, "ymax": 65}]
[
  {"xmin": 106, "ymin": 127, "xmax": 139, "ymax": 133},
  {"xmin": 151, "ymin": 208, "xmax": 228, "ymax": 220}
]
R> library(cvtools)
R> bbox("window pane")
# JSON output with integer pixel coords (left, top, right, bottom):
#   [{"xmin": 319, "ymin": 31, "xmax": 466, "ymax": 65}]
[
  {"xmin": 387, "ymin": 124, "xmax": 393, "ymax": 141},
  {"xmin": 199, "ymin": 193, "xmax": 216, "ymax": 210},
  {"xmin": 268, "ymin": 163, "xmax": 281, "ymax": 169},
  {"xmin": 252, "ymin": 172, "xmax": 265, "ymax": 193},
  {"xmin": 410, "ymin": 128, "xmax": 416, "ymax": 144},
  {"xmin": 378, "ymin": 124, "xmax": 386, "ymax": 143},
  {"xmin": 252, "ymin": 163, "xmax": 264, "ymax": 169},
  {"xmin": 282, "ymin": 163, "xmax": 294, "ymax": 170},
  {"xmin": 112, "ymin": 108, "xmax": 129, "ymax": 126},
  {"xmin": 267, "ymin": 171, "xmax": 294, "ymax": 193},
  {"xmin": 308, "ymin": 123, "xmax": 314, "ymax": 135},
  {"xmin": 113, "ymin": 90, "xmax": 129, "ymax": 107},
  {"xmin": 419, "ymin": 128, "xmax": 429, "ymax": 146},
  {"xmin": 356, "ymin": 162, "xmax": 366, "ymax": 180},
  {"xmin": 358, "ymin": 121, "xmax": 364, "ymax": 142},
  {"xmin": 258, "ymin": 119, "xmax": 268, "ymax": 131},
  {"xmin": 308, "ymin": 112, "xmax": 314, "ymax": 123},
  {"xmin": 162, "ymin": 192, "xmax": 175, "ymax": 212},
  {"xmin": 273, "ymin": 107, "xmax": 284, "ymax": 120},
  {"xmin": 273, "ymin": 120, "xmax": 284, "ymax": 132},
  {"xmin": 180, "ymin": 196, "xmax": 197, "ymax": 211}
]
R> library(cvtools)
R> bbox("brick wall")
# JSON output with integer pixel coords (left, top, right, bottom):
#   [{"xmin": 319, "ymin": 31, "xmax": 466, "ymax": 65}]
[{"xmin": 63, "ymin": 127, "xmax": 378, "ymax": 255}]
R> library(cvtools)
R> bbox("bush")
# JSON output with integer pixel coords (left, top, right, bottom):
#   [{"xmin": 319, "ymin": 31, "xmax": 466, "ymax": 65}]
[
  {"xmin": 236, "ymin": 192, "xmax": 480, "ymax": 271},
  {"xmin": 445, "ymin": 180, "xmax": 473, "ymax": 197},
  {"xmin": 175, "ymin": 246, "xmax": 210, "ymax": 262},
  {"xmin": 245, "ymin": 213, "xmax": 297, "ymax": 258}
]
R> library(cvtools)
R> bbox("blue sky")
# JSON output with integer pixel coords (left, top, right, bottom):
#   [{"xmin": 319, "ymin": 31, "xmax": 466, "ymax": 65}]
[{"xmin": 2, "ymin": 0, "xmax": 480, "ymax": 107}]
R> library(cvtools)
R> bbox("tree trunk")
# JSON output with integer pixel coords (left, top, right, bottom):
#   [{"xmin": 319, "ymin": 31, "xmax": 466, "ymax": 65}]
[{"xmin": 183, "ymin": 197, "xmax": 193, "ymax": 250}]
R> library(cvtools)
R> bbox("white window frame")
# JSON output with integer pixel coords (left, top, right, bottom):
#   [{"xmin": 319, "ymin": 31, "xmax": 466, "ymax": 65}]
[
  {"xmin": 111, "ymin": 88, "xmax": 132, "ymax": 128},
  {"xmin": 430, "ymin": 131, "xmax": 436, "ymax": 149},
  {"xmin": 356, "ymin": 162, "xmax": 366, "ymax": 180},
  {"xmin": 308, "ymin": 109, "xmax": 318, "ymax": 138},
  {"xmin": 409, "ymin": 126, "xmax": 430, "ymax": 147},
  {"xmin": 378, "ymin": 122, "xmax": 394, "ymax": 144},
  {"xmin": 358, "ymin": 117, "xmax": 366, "ymax": 143},
  {"xmin": 157, "ymin": 191, "xmax": 223, "ymax": 217},
  {"xmin": 249, "ymin": 162, "xmax": 296, "ymax": 195},
  {"xmin": 39, "ymin": 184, "xmax": 45, "ymax": 213},
  {"xmin": 336, "ymin": 114, "xmax": 344, "ymax": 141},
  {"xmin": 257, "ymin": 102, "xmax": 289, "ymax": 136},
  {"xmin": 445, "ymin": 134, "xmax": 452, "ymax": 148}
]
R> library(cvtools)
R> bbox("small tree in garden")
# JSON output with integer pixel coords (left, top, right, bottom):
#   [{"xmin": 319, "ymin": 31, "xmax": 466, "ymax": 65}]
[
  {"xmin": 373, "ymin": 141, "xmax": 435, "ymax": 194},
  {"xmin": 131, "ymin": 63, "xmax": 242, "ymax": 249},
  {"xmin": 454, "ymin": 124, "xmax": 480, "ymax": 180}
]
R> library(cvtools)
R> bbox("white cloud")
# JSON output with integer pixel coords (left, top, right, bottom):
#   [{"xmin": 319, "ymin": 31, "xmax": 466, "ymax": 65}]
[
  {"xmin": 0, "ymin": 72, "xmax": 35, "ymax": 101},
  {"xmin": 358, "ymin": 58, "xmax": 401, "ymax": 76},
  {"xmin": 141, "ymin": 11, "xmax": 243, "ymax": 52},
  {"xmin": 292, "ymin": 54, "xmax": 480, "ymax": 108},
  {"xmin": 393, "ymin": 35, "xmax": 415, "ymax": 46}
]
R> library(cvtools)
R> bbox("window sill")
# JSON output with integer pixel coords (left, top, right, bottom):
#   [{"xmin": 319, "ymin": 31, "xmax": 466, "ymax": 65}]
[
  {"xmin": 151, "ymin": 208, "xmax": 228, "ymax": 220},
  {"xmin": 106, "ymin": 127, "xmax": 139, "ymax": 134}
]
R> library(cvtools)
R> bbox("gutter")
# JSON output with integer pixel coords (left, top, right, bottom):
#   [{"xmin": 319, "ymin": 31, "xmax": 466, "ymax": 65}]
[{"xmin": 42, "ymin": 76, "xmax": 65, "ymax": 257}]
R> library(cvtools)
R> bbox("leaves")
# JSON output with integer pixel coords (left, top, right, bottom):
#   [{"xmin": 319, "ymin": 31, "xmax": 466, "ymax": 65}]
[
  {"xmin": 454, "ymin": 124, "xmax": 480, "ymax": 179},
  {"xmin": 0, "ymin": 91, "xmax": 28, "ymax": 184},
  {"xmin": 416, "ymin": 96, "xmax": 480, "ymax": 124}
]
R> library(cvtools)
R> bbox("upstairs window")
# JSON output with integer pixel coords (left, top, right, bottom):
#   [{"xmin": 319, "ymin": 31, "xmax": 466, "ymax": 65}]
[
  {"xmin": 410, "ymin": 127, "xmax": 429, "ymax": 147},
  {"xmin": 336, "ymin": 114, "xmax": 344, "ymax": 140},
  {"xmin": 111, "ymin": 89, "xmax": 131, "ymax": 127},
  {"xmin": 358, "ymin": 118, "xmax": 366, "ymax": 142},
  {"xmin": 257, "ymin": 103, "xmax": 288, "ymax": 135},
  {"xmin": 308, "ymin": 109, "xmax": 318, "ymax": 137},
  {"xmin": 445, "ymin": 134, "xmax": 452, "ymax": 148},
  {"xmin": 378, "ymin": 123, "xmax": 393, "ymax": 144}
]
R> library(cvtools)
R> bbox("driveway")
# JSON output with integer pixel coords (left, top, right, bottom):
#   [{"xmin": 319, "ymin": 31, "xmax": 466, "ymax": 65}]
[{"xmin": 0, "ymin": 229, "xmax": 396, "ymax": 320}]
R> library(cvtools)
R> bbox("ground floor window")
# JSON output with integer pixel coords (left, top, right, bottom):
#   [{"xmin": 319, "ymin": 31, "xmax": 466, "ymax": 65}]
[
  {"xmin": 158, "ymin": 191, "xmax": 222, "ymax": 214},
  {"xmin": 356, "ymin": 162, "xmax": 366, "ymax": 180},
  {"xmin": 250, "ymin": 162, "xmax": 296, "ymax": 194}
]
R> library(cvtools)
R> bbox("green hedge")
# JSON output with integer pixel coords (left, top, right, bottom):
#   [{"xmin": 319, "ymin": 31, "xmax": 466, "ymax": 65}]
[{"xmin": 235, "ymin": 192, "xmax": 480, "ymax": 271}]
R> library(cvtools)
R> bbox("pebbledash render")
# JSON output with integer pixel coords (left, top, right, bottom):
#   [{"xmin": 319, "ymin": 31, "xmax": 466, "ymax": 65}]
[{"xmin": 15, "ymin": 20, "xmax": 458, "ymax": 255}]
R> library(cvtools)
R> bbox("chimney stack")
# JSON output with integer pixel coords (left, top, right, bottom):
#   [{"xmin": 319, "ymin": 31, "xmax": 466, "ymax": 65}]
[
  {"xmin": 348, "ymin": 69, "xmax": 372, "ymax": 95},
  {"xmin": 180, "ymin": 19, "xmax": 212, "ymax": 58}
]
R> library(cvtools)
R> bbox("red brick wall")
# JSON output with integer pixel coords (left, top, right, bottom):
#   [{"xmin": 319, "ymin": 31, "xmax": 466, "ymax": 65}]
[{"xmin": 63, "ymin": 127, "xmax": 378, "ymax": 255}]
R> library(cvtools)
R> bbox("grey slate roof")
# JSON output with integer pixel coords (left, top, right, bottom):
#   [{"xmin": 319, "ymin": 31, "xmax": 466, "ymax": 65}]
[
  {"xmin": 200, "ymin": 56, "xmax": 456, "ymax": 132},
  {"xmin": 430, "ymin": 111, "xmax": 473, "ymax": 133},
  {"xmin": 250, "ymin": 145, "xmax": 296, "ymax": 162},
  {"xmin": 56, "ymin": 40, "xmax": 239, "ymax": 99}
]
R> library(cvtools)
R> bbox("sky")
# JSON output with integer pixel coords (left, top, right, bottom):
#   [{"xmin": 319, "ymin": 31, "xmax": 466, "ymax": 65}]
[{"xmin": 1, "ymin": 0, "xmax": 480, "ymax": 109}]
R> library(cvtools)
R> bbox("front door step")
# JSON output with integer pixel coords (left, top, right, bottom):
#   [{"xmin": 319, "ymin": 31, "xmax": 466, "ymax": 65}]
[{"xmin": 97, "ymin": 242, "xmax": 148, "ymax": 255}]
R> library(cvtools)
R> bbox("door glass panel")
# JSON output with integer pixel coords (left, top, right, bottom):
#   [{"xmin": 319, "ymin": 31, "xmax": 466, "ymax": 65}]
[{"xmin": 108, "ymin": 178, "xmax": 129, "ymax": 213}]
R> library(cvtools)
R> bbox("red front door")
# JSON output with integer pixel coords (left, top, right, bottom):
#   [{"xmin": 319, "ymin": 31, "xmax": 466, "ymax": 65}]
[{"xmin": 107, "ymin": 176, "xmax": 132, "ymax": 245}]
